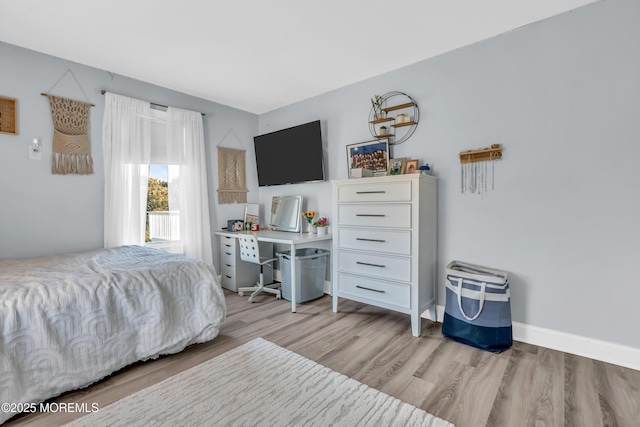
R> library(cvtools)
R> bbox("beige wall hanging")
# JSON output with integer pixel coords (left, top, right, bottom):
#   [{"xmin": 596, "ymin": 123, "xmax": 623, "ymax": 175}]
[
  {"xmin": 217, "ymin": 146, "xmax": 248, "ymax": 204},
  {"xmin": 45, "ymin": 94, "xmax": 94, "ymax": 175},
  {"xmin": 41, "ymin": 69, "xmax": 95, "ymax": 175}
]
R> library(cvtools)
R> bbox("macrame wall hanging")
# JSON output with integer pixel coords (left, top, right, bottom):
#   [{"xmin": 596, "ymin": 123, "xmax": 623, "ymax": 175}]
[
  {"xmin": 41, "ymin": 69, "xmax": 95, "ymax": 175},
  {"xmin": 217, "ymin": 145, "xmax": 248, "ymax": 204},
  {"xmin": 459, "ymin": 144, "xmax": 503, "ymax": 198}
]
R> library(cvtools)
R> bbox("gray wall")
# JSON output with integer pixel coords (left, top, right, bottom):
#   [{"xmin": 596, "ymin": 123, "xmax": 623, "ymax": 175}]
[
  {"xmin": 1, "ymin": 0, "xmax": 638, "ymax": 350},
  {"xmin": 0, "ymin": 42, "xmax": 259, "ymax": 263},
  {"xmin": 258, "ymin": 0, "xmax": 640, "ymax": 348}
]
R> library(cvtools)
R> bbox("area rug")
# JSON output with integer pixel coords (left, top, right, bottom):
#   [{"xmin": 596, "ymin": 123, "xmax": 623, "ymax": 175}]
[{"xmin": 66, "ymin": 338, "xmax": 453, "ymax": 427}]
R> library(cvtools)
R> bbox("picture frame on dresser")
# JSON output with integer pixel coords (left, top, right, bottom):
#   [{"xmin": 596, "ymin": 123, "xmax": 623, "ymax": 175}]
[
  {"xmin": 404, "ymin": 159, "xmax": 418, "ymax": 174},
  {"xmin": 389, "ymin": 157, "xmax": 406, "ymax": 175},
  {"xmin": 346, "ymin": 139, "xmax": 389, "ymax": 177}
]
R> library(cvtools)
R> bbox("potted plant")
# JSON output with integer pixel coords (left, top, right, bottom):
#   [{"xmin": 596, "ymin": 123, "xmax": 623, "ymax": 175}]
[
  {"xmin": 379, "ymin": 125, "xmax": 388, "ymax": 135},
  {"xmin": 371, "ymin": 95, "xmax": 384, "ymax": 120},
  {"xmin": 312, "ymin": 217, "xmax": 329, "ymax": 235}
]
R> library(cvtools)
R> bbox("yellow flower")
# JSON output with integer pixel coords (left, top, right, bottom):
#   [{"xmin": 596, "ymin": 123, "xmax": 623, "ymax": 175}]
[{"xmin": 302, "ymin": 211, "xmax": 316, "ymax": 224}]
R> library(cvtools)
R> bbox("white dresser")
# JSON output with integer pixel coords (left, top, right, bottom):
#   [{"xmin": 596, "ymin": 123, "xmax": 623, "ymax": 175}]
[
  {"xmin": 331, "ymin": 174, "xmax": 437, "ymax": 337},
  {"xmin": 218, "ymin": 234, "xmax": 273, "ymax": 292}
]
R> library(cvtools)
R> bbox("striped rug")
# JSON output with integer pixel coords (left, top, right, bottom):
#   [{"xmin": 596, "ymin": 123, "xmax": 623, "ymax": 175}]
[{"xmin": 66, "ymin": 338, "xmax": 453, "ymax": 426}]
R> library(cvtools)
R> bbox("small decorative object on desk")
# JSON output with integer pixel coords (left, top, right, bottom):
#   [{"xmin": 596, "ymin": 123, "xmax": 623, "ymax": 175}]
[
  {"xmin": 301, "ymin": 210, "xmax": 316, "ymax": 234},
  {"xmin": 419, "ymin": 164, "xmax": 431, "ymax": 175},
  {"xmin": 227, "ymin": 219, "xmax": 244, "ymax": 231},
  {"xmin": 313, "ymin": 217, "xmax": 329, "ymax": 235}
]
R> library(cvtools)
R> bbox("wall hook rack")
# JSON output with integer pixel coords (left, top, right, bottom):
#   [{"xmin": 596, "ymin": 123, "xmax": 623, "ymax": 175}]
[{"xmin": 459, "ymin": 144, "xmax": 503, "ymax": 164}]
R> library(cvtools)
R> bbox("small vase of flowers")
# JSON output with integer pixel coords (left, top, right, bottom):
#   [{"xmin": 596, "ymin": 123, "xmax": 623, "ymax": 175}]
[
  {"xmin": 313, "ymin": 217, "xmax": 329, "ymax": 235},
  {"xmin": 301, "ymin": 210, "xmax": 317, "ymax": 234}
]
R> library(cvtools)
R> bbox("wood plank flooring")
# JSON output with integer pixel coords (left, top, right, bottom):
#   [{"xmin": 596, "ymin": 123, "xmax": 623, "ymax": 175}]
[{"xmin": 5, "ymin": 291, "xmax": 640, "ymax": 427}]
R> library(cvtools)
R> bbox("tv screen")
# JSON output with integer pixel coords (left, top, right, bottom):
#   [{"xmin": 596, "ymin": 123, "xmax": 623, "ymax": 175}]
[{"xmin": 254, "ymin": 120, "xmax": 325, "ymax": 186}]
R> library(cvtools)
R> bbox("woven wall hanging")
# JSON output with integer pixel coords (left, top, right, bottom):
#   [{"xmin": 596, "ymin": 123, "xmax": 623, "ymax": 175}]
[
  {"xmin": 47, "ymin": 94, "xmax": 94, "ymax": 175},
  {"xmin": 217, "ymin": 146, "xmax": 248, "ymax": 204}
]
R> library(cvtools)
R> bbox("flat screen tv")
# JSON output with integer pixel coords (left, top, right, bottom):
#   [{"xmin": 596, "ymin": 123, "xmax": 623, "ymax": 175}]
[{"xmin": 254, "ymin": 120, "xmax": 325, "ymax": 186}]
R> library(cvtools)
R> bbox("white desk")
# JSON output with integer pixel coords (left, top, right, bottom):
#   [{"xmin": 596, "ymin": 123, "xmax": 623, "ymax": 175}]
[{"xmin": 215, "ymin": 230, "xmax": 332, "ymax": 312}]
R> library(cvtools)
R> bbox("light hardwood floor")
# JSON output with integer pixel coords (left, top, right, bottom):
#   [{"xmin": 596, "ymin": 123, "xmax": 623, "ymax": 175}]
[{"xmin": 6, "ymin": 291, "xmax": 640, "ymax": 427}]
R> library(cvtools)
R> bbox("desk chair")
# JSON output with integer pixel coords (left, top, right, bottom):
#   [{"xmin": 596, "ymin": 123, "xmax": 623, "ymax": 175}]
[{"xmin": 237, "ymin": 234, "xmax": 281, "ymax": 303}]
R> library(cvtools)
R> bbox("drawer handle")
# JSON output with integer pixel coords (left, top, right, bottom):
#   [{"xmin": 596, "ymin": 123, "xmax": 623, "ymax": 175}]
[
  {"xmin": 356, "ymin": 285, "xmax": 385, "ymax": 293},
  {"xmin": 357, "ymin": 261, "xmax": 385, "ymax": 268},
  {"xmin": 356, "ymin": 238, "xmax": 386, "ymax": 243},
  {"xmin": 225, "ymin": 264, "xmax": 231, "ymax": 267},
  {"xmin": 356, "ymin": 191, "xmax": 386, "ymax": 194},
  {"xmin": 225, "ymin": 275, "xmax": 232, "ymax": 279},
  {"xmin": 225, "ymin": 252, "xmax": 232, "ymax": 256},
  {"xmin": 225, "ymin": 244, "xmax": 232, "ymax": 247},
  {"xmin": 356, "ymin": 214, "xmax": 386, "ymax": 217}
]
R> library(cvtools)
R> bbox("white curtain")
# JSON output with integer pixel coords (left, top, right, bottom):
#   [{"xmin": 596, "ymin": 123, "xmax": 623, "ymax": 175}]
[
  {"xmin": 102, "ymin": 93, "xmax": 151, "ymax": 248},
  {"xmin": 167, "ymin": 107, "xmax": 213, "ymax": 265}
]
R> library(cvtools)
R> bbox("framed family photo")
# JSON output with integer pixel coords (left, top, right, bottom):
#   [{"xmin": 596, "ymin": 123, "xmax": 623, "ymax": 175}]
[
  {"xmin": 346, "ymin": 139, "xmax": 389, "ymax": 176},
  {"xmin": 405, "ymin": 159, "xmax": 418, "ymax": 174}
]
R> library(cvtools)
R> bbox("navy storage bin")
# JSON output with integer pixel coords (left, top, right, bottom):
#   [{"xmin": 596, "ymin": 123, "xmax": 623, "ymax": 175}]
[{"xmin": 442, "ymin": 260, "xmax": 512, "ymax": 353}]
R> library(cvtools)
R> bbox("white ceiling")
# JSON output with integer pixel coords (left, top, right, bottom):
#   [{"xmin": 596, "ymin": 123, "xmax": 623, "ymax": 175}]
[{"xmin": 0, "ymin": 0, "xmax": 596, "ymax": 114}]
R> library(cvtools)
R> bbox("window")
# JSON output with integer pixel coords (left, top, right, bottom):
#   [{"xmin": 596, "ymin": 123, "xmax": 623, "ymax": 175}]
[{"xmin": 144, "ymin": 110, "xmax": 181, "ymax": 253}]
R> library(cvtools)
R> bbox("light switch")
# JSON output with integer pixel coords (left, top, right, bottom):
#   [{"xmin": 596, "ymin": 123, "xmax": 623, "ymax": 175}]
[{"xmin": 29, "ymin": 137, "xmax": 42, "ymax": 160}]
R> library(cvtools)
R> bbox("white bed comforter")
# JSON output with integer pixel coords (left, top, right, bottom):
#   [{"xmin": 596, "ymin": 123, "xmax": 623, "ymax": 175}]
[{"xmin": 0, "ymin": 245, "xmax": 226, "ymax": 424}]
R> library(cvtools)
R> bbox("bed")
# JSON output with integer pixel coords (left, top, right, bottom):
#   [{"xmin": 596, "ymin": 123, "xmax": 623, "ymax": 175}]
[{"xmin": 0, "ymin": 245, "xmax": 226, "ymax": 424}]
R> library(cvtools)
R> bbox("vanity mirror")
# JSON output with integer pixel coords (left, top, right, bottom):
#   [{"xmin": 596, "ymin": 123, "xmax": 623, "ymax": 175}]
[{"xmin": 269, "ymin": 196, "xmax": 302, "ymax": 232}]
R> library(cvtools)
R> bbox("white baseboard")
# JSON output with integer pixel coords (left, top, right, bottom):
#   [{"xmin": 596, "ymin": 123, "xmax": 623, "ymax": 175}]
[
  {"xmin": 249, "ymin": 279, "xmax": 640, "ymax": 372},
  {"xmin": 422, "ymin": 305, "xmax": 640, "ymax": 372}
]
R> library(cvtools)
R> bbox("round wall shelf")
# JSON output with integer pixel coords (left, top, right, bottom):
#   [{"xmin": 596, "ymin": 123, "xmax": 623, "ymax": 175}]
[{"xmin": 368, "ymin": 91, "xmax": 419, "ymax": 145}]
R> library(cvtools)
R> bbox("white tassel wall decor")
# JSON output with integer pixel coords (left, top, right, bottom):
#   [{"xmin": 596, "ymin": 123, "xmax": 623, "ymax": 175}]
[{"xmin": 459, "ymin": 144, "xmax": 503, "ymax": 197}]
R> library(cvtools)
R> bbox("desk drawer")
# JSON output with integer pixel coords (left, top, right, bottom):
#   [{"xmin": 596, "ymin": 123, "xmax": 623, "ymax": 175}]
[
  {"xmin": 338, "ymin": 251, "xmax": 411, "ymax": 282},
  {"xmin": 220, "ymin": 263, "xmax": 236, "ymax": 289},
  {"xmin": 220, "ymin": 237, "xmax": 235, "ymax": 263},
  {"xmin": 338, "ymin": 273, "xmax": 410, "ymax": 309},
  {"xmin": 338, "ymin": 204, "xmax": 411, "ymax": 228},
  {"xmin": 337, "ymin": 181, "xmax": 412, "ymax": 203},
  {"xmin": 338, "ymin": 228, "xmax": 410, "ymax": 255}
]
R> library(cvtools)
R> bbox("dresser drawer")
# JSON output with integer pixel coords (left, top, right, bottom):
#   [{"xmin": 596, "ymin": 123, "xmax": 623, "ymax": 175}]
[
  {"xmin": 337, "ymin": 180, "xmax": 412, "ymax": 203},
  {"xmin": 338, "ymin": 204, "xmax": 411, "ymax": 228},
  {"xmin": 338, "ymin": 228, "xmax": 411, "ymax": 255},
  {"xmin": 338, "ymin": 251, "xmax": 411, "ymax": 282},
  {"xmin": 338, "ymin": 272, "xmax": 410, "ymax": 309}
]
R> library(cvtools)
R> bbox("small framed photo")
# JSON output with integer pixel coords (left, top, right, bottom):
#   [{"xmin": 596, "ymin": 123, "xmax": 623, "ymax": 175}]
[
  {"xmin": 244, "ymin": 214, "xmax": 259, "ymax": 229},
  {"xmin": 346, "ymin": 139, "xmax": 390, "ymax": 177},
  {"xmin": 389, "ymin": 158, "xmax": 406, "ymax": 175},
  {"xmin": 404, "ymin": 159, "xmax": 418, "ymax": 174}
]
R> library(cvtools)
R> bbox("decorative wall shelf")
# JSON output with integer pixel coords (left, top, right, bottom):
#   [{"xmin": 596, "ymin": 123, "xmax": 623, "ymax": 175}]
[
  {"xmin": 0, "ymin": 96, "xmax": 18, "ymax": 135},
  {"xmin": 368, "ymin": 91, "xmax": 419, "ymax": 145},
  {"xmin": 459, "ymin": 144, "xmax": 503, "ymax": 164}
]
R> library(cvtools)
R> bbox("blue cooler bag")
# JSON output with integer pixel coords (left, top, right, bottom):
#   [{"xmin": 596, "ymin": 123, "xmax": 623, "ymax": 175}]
[{"xmin": 442, "ymin": 261, "xmax": 511, "ymax": 353}]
